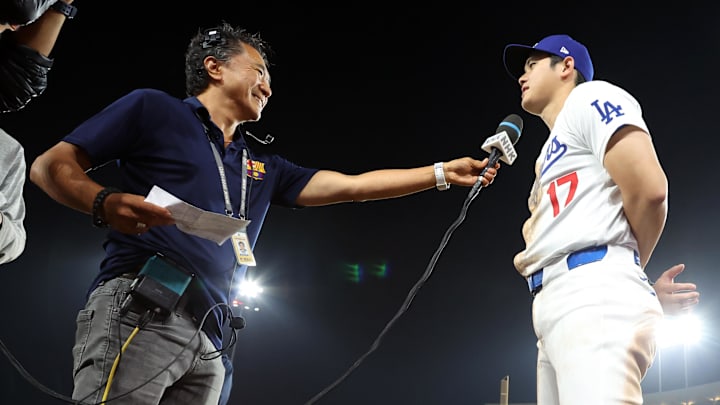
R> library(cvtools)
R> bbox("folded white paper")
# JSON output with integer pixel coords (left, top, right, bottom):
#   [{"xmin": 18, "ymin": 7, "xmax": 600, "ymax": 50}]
[{"xmin": 145, "ymin": 185, "xmax": 250, "ymax": 245}]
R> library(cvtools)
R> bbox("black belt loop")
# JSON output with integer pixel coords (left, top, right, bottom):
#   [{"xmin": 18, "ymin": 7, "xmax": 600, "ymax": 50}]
[{"xmin": 528, "ymin": 271, "xmax": 544, "ymax": 297}]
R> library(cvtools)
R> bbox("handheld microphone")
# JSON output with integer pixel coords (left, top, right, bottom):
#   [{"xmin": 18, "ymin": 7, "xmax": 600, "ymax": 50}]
[
  {"xmin": 481, "ymin": 114, "xmax": 523, "ymax": 166},
  {"xmin": 469, "ymin": 114, "xmax": 523, "ymax": 195}
]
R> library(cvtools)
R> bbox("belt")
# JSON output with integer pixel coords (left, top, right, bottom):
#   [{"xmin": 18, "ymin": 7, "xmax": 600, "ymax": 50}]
[{"xmin": 527, "ymin": 245, "xmax": 609, "ymax": 297}]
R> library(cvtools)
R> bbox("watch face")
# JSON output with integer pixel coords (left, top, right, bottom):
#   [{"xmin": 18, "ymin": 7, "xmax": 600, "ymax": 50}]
[{"xmin": 52, "ymin": 1, "xmax": 77, "ymax": 19}]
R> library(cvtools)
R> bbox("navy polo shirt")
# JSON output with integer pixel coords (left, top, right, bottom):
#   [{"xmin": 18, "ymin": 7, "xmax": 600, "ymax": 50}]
[{"xmin": 63, "ymin": 88, "xmax": 318, "ymax": 349}]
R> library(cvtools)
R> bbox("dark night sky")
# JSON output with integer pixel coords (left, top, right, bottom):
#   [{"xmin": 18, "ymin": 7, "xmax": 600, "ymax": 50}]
[{"xmin": 0, "ymin": 3, "xmax": 719, "ymax": 405}]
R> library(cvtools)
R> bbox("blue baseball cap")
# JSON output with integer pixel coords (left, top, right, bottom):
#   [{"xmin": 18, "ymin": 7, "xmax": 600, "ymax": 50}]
[{"xmin": 503, "ymin": 34, "xmax": 594, "ymax": 81}]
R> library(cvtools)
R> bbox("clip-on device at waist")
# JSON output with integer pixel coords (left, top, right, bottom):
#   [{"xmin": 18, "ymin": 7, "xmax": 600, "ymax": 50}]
[{"xmin": 119, "ymin": 254, "xmax": 195, "ymax": 318}]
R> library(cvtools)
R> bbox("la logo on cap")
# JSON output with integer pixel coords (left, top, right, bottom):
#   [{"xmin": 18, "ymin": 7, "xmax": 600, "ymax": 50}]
[{"xmin": 560, "ymin": 46, "xmax": 569, "ymax": 55}]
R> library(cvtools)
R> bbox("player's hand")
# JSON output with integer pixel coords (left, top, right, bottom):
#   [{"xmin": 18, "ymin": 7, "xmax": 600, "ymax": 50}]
[{"xmin": 653, "ymin": 264, "xmax": 700, "ymax": 316}]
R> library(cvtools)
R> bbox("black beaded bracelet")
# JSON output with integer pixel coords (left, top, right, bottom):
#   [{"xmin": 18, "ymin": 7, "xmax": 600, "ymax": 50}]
[
  {"xmin": 50, "ymin": 1, "xmax": 77, "ymax": 19},
  {"xmin": 92, "ymin": 187, "xmax": 121, "ymax": 228}
]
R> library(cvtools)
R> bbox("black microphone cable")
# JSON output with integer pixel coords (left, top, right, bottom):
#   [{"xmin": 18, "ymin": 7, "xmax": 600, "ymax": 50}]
[
  {"xmin": 81, "ymin": 302, "xmax": 233, "ymax": 404},
  {"xmin": 0, "ymin": 325, "xmax": 139, "ymax": 405},
  {"xmin": 0, "ymin": 336, "xmax": 93, "ymax": 404},
  {"xmin": 304, "ymin": 173, "xmax": 494, "ymax": 405},
  {"xmin": 0, "ymin": 302, "xmax": 234, "ymax": 404},
  {"xmin": 305, "ymin": 114, "xmax": 523, "ymax": 403},
  {"xmin": 95, "ymin": 309, "xmax": 155, "ymax": 404}
]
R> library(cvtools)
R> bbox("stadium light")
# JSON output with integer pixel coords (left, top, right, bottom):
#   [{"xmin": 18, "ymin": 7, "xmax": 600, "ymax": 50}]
[
  {"xmin": 656, "ymin": 313, "xmax": 704, "ymax": 391},
  {"xmin": 232, "ymin": 279, "xmax": 265, "ymax": 312},
  {"xmin": 657, "ymin": 314, "xmax": 702, "ymax": 348},
  {"xmin": 239, "ymin": 279, "xmax": 264, "ymax": 298}
]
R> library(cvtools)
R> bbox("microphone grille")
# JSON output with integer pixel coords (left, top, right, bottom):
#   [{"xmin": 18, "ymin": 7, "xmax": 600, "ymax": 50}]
[{"xmin": 497, "ymin": 114, "xmax": 524, "ymax": 145}]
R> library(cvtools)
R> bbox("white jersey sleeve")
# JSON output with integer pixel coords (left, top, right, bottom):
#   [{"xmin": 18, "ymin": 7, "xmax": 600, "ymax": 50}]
[
  {"xmin": 0, "ymin": 128, "xmax": 26, "ymax": 265},
  {"xmin": 513, "ymin": 80, "xmax": 649, "ymax": 277}
]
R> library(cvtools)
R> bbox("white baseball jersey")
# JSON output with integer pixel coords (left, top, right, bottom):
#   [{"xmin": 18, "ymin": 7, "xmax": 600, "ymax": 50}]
[{"xmin": 514, "ymin": 80, "xmax": 650, "ymax": 277}]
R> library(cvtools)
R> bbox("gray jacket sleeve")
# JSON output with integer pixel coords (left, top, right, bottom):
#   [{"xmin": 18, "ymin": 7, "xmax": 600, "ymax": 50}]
[
  {"xmin": 0, "ymin": 128, "xmax": 27, "ymax": 264},
  {"xmin": 0, "ymin": 35, "xmax": 53, "ymax": 113}
]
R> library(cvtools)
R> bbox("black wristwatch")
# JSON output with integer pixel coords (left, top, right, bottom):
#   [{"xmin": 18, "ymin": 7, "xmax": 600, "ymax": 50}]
[{"xmin": 50, "ymin": 1, "xmax": 77, "ymax": 19}]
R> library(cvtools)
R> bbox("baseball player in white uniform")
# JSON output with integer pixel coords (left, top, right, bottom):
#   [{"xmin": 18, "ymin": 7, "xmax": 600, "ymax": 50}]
[{"xmin": 503, "ymin": 34, "xmax": 668, "ymax": 405}]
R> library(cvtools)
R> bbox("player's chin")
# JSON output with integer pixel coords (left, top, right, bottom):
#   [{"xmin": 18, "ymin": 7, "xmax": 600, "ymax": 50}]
[{"xmin": 521, "ymin": 98, "xmax": 542, "ymax": 116}]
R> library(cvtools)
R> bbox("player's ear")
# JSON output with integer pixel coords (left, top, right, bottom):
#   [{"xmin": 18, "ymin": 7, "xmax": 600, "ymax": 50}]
[{"xmin": 560, "ymin": 56, "xmax": 575, "ymax": 78}]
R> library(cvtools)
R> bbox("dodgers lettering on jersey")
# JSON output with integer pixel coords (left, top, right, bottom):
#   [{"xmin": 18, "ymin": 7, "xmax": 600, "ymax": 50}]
[
  {"xmin": 591, "ymin": 99, "xmax": 625, "ymax": 124},
  {"xmin": 513, "ymin": 81, "xmax": 649, "ymax": 277}
]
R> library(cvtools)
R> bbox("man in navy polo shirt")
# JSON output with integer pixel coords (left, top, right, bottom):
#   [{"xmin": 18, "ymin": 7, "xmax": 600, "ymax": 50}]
[{"xmin": 29, "ymin": 22, "xmax": 500, "ymax": 404}]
